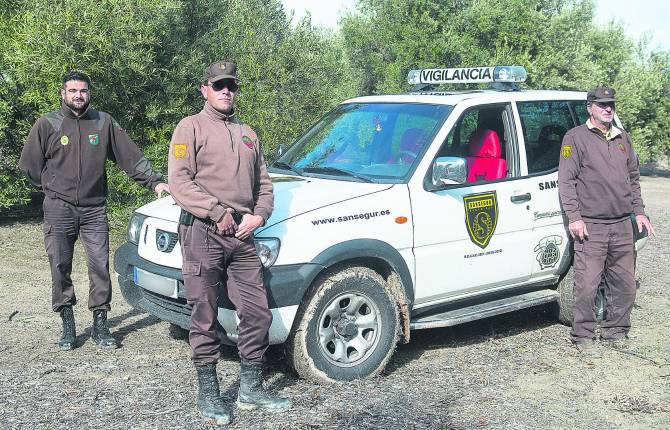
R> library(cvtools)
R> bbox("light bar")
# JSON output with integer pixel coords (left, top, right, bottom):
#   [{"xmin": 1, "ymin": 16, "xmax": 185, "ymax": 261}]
[{"xmin": 407, "ymin": 66, "xmax": 527, "ymax": 85}]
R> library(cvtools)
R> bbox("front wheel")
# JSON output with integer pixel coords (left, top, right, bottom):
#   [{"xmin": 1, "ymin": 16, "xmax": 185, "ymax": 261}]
[{"xmin": 286, "ymin": 267, "xmax": 400, "ymax": 382}]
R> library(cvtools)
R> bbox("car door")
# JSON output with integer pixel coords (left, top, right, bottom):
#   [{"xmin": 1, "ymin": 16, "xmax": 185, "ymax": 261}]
[
  {"xmin": 516, "ymin": 99, "xmax": 582, "ymax": 280},
  {"xmin": 411, "ymin": 102, "xmax": 535, "ymax": 307}
]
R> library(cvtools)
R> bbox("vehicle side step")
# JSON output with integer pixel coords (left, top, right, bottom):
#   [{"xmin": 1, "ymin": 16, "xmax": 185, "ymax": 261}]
[{"xmin": 410, "ymin": 289, "xmax": 559, "ymax": 330}]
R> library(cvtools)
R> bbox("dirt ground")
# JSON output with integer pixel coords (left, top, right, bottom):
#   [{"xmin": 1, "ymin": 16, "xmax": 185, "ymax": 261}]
[{"xmin": 1, "ymin": 177, "xmax": 668, "ymax": 430}]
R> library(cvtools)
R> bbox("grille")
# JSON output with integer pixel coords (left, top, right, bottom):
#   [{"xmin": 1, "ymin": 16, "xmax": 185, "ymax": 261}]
[{"xmin": 155, "ymin": 229, "xmax": 179, "ymax": 253}]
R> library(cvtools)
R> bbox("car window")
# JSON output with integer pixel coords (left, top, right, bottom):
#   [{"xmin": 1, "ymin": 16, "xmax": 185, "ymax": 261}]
[
  {"xmin": 276, "ymin": 103, "xmax": 452, "ymax": 183},
  {"xmin": 436, "ymin": 104, "xmax": 512, "ymax": 183},
  {"xmin": 571, "ymin": 101, "xmax": 588, "ymax": 124},
  {"xmin": 517, "ymin": 101, "xmax": 575, "ymax": 174}
]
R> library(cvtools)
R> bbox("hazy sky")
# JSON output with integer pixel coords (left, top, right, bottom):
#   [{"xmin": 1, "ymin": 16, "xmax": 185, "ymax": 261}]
[{"xmin": 281, "ymin": 0, "xmax": 669, "ymax": 51}]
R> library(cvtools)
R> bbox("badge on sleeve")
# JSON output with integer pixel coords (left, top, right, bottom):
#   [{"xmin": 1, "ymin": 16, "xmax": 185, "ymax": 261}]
[
  {"xmin": 242, "ymin": 135, "xmax": 254, "ymax": 149},
  {"xmin": 561, "ymin": 145, "xmax": 572, "ymax": 158},
  {"xmin": 88, "ymin": 134, "xmax": 100, "ymax": 146},
  {"xmin": 173, "ymin": 143, "xmax": 187, "ymax": 159},
  {"xmin": 60, "ymin": 135, "xmax": 69, "ymax": 146}
]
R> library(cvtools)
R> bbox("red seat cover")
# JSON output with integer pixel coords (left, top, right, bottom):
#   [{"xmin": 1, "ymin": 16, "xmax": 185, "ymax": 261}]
[{"xmin": 465, "ymin": 129, "xmax": 506, "ymax": 182}]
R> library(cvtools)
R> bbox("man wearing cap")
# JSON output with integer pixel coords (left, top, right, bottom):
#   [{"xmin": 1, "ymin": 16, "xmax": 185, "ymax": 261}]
[
  {"xmin": 19, "ymin": 71, "xmax": 169, "ymax": 351},
  {"xmin": 558, "ymin": 87, "xmax": 655, "ymax": 353},
  {"xmin": 168, "ymin": 60, "xmax": 290, "ymax": 424}
]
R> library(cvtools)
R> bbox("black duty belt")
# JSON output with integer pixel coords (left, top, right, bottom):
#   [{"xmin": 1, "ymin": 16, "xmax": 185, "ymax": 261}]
[{"xmin": 179, "ymin": 209, "xmax": 243, "ymax": 226}]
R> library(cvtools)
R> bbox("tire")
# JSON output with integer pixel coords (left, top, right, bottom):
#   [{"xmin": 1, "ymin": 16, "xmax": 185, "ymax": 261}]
[
  {"xmin": 168, "ymin": 323, "xmax": 189, "ymax": 340},
  {"xmin": 554, "ymin": 264, "xmax": 606, "ymax": 326},
  {"xmin": 286, "ymin": 267, "xmax": 400, "ymax": 382},
  {"xmin": 554, "ymin": 266, "xmax": 574, "ymax": 326}
]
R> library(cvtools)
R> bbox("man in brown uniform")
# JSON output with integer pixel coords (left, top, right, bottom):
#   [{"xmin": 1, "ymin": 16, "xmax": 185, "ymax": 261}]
[
  {"xmin": 168, "ymin": 60, "xmax": 290, "ymax": 425},
  {"xmin": 19, "ymin": 71, "xmax": 169, "ymax": 351},
  {"xmin": 558, "ymin": 87, "xmax": 655, "ymax": 351}
]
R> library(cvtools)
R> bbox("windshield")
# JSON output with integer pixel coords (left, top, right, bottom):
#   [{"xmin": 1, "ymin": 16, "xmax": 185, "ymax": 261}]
[{"xmin": 272, "ymin": 102, "xmax": 453, "ymax": 183}]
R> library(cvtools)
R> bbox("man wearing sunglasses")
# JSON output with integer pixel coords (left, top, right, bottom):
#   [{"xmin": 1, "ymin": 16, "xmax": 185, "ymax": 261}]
[
  {"xmin": 18, "ymin": 71, "xmax": 169, "ymax": 352},
  {"xmin": 558, "ymin": 87, "xmax": 655, "ymax": 354},
  {"xmin": 168, "ymin": 61, "xmax": 289, "ymax": 425}
]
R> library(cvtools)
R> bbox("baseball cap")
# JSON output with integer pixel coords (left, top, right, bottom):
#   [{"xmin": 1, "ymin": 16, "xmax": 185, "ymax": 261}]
[
  {"xmin": 202, "ymin": 60, "xmax": 239, "ymax": 83},
  {"xmin": 587, "ymin": 87, "xmax": 616, "ymax": 103}
]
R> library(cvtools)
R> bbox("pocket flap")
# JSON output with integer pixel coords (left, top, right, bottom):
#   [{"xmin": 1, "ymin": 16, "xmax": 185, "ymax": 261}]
[{"xmin": 182, "ymin": 261, "xmax": 201, "ymax": 276}]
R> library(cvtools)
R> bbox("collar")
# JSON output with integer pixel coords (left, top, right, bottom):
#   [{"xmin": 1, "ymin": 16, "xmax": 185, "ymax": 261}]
[
  {"xmin": 203, "ymin": 101, "xmax": 236, "ymax": 122},
  {"xmin": 60, "ymin": 102, "xmax": 91, "ymax": 119},
  {"xmin": 586, "ymin": 119, "xmax": 622, "ymax": 141}
]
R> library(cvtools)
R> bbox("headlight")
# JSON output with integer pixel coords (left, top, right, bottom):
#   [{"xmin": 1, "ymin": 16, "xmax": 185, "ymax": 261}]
[
  {"xmin": 127, "ymin": 212, "xmax": 148, "ymax": 245},
  {"xmin": 254, "ymin": 238, "xmax": 280, "ymax": 268}
]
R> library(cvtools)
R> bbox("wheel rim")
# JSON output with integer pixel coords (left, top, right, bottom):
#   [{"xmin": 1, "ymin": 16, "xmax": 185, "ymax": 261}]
[{"xmin": 317, "ymin": 290, "xmax": 382, "ymax": 367}]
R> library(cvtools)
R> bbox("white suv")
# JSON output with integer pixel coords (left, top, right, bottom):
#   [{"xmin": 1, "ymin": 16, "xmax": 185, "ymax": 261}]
[{"xmin": 114, "ymin": 66, "xmax": 647, "ymax": 382}]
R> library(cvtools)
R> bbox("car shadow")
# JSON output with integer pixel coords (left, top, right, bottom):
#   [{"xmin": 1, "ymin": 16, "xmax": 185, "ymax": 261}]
[{"xmin": 384, "ymin": 303, "xmax": 559, "ymax": 376}]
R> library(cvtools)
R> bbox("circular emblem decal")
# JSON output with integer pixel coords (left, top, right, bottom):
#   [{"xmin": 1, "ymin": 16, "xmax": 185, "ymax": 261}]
[
  {"xmin": 156, "ymin": 232, "xmax": 171, "ymax": 252},
  {"xmin": 534, "ymin": 235, "xmax": 563, "ymax": 269},
  {"xmin": 60, "ymin": 135, "xmax": 69, "ymax": 146}
]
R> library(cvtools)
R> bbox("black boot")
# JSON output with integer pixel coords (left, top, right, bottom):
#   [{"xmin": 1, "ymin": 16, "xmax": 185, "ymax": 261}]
[
  {"xmin": 196, "ymin": 364, "xmax": 232, "ymax": 425},
  {"xmin": 58, "ymin": 306, "xmax": 76, "ymax": 351},
  {"xmin": 237, "ymin": 360, "xmax": 291, "ymax": 412},
  {"xmin": 91, "ymin": 310, "xmax": 118, "ymax": 349}
]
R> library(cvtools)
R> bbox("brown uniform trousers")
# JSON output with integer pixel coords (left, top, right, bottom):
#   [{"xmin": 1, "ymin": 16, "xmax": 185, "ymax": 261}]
[
  {"xmin": 42, "ymin": 195, "xmax": 112, "ymax": 312},
  {"xmin": 179, "ymin": 219, "xmax": 272, "ymax": 365},
  {"xmin": 571, "ymin": 219, "xmax": 636, "ymax": 342}
]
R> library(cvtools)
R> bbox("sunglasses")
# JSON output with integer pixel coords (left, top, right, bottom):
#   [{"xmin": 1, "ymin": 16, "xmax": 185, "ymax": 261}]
[
  {"xmin": 594, "ymin": 101, "xmax": 615, "ymax": 109},
  {"xmin": 209, "ymin": 80, "xmax": 239, "ymax": 92}
]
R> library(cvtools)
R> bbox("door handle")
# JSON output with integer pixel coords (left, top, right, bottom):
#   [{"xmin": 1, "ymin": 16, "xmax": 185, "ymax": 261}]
[{"xmin": 511, "ymin": 193, "xmax": 531, "ymax": 203}]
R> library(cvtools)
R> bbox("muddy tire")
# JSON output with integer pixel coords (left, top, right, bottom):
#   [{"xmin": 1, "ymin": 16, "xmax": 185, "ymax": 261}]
[
  {"xmin": 554, "ymin": 266, "xmax": 574, "ymax": 326},
  {"xmin": 554, "ymin": 265, "xmax": 606, "ymax": 326},
  {"xmin": 286, "ymin": 267, "xmax": 400, "ymax": 382},
  {"xmin": 168, "ymin": 323, "xmax": 189, "ymax": 340}
]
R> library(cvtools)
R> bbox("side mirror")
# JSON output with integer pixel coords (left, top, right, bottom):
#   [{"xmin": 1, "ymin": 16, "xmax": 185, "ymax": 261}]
[{"xmin": 429, "ymin": 157, "xmax": 467, "ymax": 190}]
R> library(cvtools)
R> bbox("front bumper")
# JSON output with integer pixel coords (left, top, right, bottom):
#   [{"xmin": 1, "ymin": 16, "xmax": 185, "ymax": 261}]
[{"xmin": 113, "ymin": 242, "xmax": 324, "ymax": 344}]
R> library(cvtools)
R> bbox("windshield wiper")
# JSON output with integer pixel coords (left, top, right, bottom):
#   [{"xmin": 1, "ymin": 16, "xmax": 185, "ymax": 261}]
[
  {"xmin": 301, "ymin": 166, "xmax": 374, "ymax": 183},
  {"xmin": 272, "ymin": 161, "xmax": 302, "ymax": 175}
]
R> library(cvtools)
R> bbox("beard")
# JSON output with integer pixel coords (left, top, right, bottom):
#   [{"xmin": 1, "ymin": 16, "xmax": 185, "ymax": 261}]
[{"xmin": 64, "ymin": 97, "xmax": 89, "ymax": 114}]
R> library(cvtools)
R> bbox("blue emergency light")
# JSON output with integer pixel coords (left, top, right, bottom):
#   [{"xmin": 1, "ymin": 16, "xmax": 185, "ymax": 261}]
[{"xmin": 407, "ymin": 66, "xmax": 527, "ymax": 85}]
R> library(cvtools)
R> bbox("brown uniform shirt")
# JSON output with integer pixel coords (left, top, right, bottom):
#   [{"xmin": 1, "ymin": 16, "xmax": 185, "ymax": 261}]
[
  {"xmin": 19, "ymin": 105, "xmax": 164, "ymax": 206},
  {"xmin": 558, "ymin": 121, "xmax": 645, "ymax": 223},
  {"xmin": 168, "ymin": 102, "xmax": 273, "ymax": 223}
]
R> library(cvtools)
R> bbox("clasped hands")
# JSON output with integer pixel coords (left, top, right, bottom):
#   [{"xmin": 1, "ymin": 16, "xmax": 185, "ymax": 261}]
[{"xmin": 216, "ymin": 209, "xmax": 263, "ymax": 240}]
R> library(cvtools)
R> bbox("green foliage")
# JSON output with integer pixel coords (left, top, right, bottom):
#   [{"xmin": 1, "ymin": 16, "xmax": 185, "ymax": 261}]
[
  {"xmin": 2, "ymin": 0, "xmax": 668, "ymax": 217},
  {"xmin": 341, "ymin": 0, "xmax": 669, "ymax": 162},
  {"xmin": 1, "ymin": 0, "xmax": 354, "ymax": 214}
]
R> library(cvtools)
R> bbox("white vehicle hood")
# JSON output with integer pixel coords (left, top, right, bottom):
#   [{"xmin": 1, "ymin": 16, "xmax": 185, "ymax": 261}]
[
  {"xmin": 260, "ymin": 174, "xmax": 393, "ymax": 231},
  {"xmin": 134, "ymin": 174, "xmax": 393, "ymax": 226}
]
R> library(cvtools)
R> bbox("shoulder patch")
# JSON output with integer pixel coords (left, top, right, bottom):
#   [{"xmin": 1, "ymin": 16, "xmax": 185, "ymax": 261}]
[
  {"xmin": 561, "ymin": 145, "xmax": 572, "ymax": 158},
  {"xmin": 173, "ymin": 143, "xmax": 188, "ymax": 159}
]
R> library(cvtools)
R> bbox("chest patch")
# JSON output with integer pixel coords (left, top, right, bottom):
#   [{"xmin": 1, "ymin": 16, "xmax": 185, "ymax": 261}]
[
  {"xmin": 60, "ymin": 135, "xmax": 69, "ymax": 146},
  {"xmin": 88, "ymin": 134, "xmax": 100, "ymax": 146},
  {"xmin": 618, "ymin": 142, "xmax": 626, "ymax": 153},
  {"xmin": 242, "ymin": 135, "xmax": 254, "ymax": 149}
]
